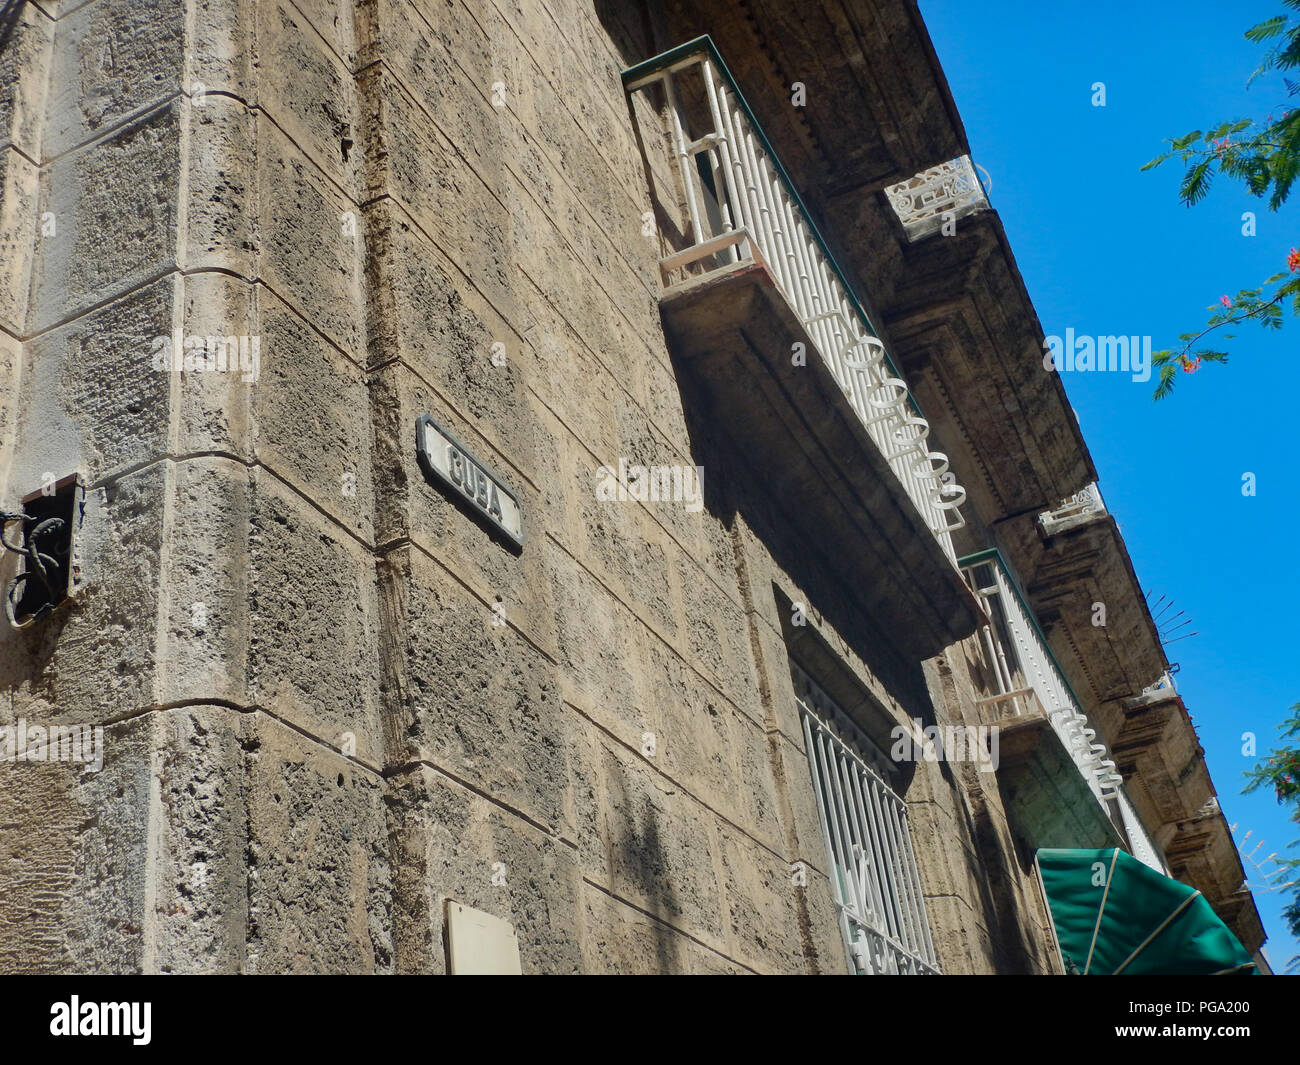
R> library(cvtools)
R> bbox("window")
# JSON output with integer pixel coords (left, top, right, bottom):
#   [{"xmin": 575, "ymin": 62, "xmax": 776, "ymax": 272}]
[
  {"xmin": 792, "ymin": 661, "xmax": 939, "ymax": 974},
  {"xmin": 4, "ymin": 474, "xmax": 83, "ymax": 629}
]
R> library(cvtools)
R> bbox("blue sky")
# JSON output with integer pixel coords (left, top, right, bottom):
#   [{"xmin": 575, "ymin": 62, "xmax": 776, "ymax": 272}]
[{"xmin": 920, "ymin": 0, "xmax": 1300, "ymax": 970}]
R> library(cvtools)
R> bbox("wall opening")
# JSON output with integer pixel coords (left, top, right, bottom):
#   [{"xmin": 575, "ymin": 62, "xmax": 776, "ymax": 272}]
[{"xmin": 4, "ymin": 474, "xmax": 83, "ymax": 629}]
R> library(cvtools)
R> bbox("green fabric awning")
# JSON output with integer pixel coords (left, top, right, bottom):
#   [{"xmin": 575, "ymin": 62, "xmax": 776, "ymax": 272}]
[{"xmin": 1036, "ymin": 848, "xmax": 1256, "ymax": 975}]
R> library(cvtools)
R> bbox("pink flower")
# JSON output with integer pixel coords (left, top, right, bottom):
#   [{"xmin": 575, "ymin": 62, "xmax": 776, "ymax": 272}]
[
  {"xmin": 1180, "ymin": 356, "xmax": 1202, "ymax": 374},
  {"xmin": 1289, "ymin": 248, "xmax": 1300, "ymax": 273},
  {"xmin": 1220, "ymin": 295, "xmax": 1232, "ymax": 307}
]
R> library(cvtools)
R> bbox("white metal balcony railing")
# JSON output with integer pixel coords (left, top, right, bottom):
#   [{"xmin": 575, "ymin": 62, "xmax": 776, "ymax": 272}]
[
  {"xmin": 1142, "ymin": 668, "xmax": 1178, "ymax": 695},
  {"xmin": 792, "ymin": 662, "xmax": 940, "ymax": 975},
  {"xmin": 883, "ymin": 155, "xmax": 989, "ymax": 241},
  {"xmin": 1117, "ymin": 788, "xmax": 1167, "ymax": 874},
  {"xmin": 1038, "ymin": 482, "xmax": 1107, "ymax": 535},
  {"xmin": 624, "ymin": 39, "xmax": 966, "ymax": 564},
  {"xmin": 958, "ymin": 550, "xmax": 1123, "ymax": 806}
]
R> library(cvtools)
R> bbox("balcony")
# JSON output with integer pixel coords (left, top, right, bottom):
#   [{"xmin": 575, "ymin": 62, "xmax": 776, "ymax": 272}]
[
  {"xmin": 959, "ymin": 548, "xmax": 1139, "ymax": 852},
  {"xmin": 1038, "ymin": 482, "xmax": 1107, "ymax": 536},
  {"xmin": 960, "ymin": 549, "xmax": 1123, "ymax": 806},
  {"xmin": 956, "ymin": 548, "xmax": 1195, "ymax": 867},
  {"xmin": 884, "ymin": 155, "xmax": 989, "ymax": 241},
  {"xmin": 624, "ymin": 38, "xmax": 981, "ymax": 658}
]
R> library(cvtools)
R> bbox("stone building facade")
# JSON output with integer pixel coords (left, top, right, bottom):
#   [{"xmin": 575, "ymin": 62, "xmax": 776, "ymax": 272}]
[{"xmin": 0, "ymin": 0, "xmax": 1267, "ymax": 973}]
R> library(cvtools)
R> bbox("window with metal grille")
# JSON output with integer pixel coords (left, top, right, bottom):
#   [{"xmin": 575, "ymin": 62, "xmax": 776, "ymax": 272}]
[
  {"xmin": 4, "ymin": 474, "xmax": 83, "ymax": 629},
  {"xmin": 791, "ymin": 661, "xmax": 939, "ymax": 974}
]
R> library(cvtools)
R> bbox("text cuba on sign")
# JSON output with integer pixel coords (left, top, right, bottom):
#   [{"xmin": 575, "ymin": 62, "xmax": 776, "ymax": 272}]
[{"xmin": 415, "ymin": 415, "xmax": 523, "ymax": 547}]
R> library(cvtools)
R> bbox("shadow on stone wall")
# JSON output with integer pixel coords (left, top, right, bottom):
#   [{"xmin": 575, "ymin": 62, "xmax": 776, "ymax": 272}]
[
  {"xmin": 613, "ymin": 771, "xmax": 687, "ymax": 972},
  {"xmin": 964, "ymin": 776, "xmax": 1042, "ymax": 973},
  {"xmin": 681, "ymin": 365, "xmax": 939, "ymax": 730},
  {"xmin": 0, "ymin": 599, "xmax": 72, "ymax": 713}
]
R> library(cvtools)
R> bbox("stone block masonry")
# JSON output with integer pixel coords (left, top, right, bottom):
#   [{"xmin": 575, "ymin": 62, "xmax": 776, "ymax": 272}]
[{"xmin": 1, "ymin": 0, "xmax": 1243, "ymax": 976}]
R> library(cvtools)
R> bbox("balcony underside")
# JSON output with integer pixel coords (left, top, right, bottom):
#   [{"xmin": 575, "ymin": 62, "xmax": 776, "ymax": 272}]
[
  {"xmin": 881, "ymin": 214, "xmax": 1097, "ymax": 525},
  {"xmin": 1115, "ymin": 689, "xmax": 1213, "ymax": 826},
  {"xmin": 660, "ymin": 256, "xmax": 980, "ymax": 660},
  {"xmin": 1165, "ymin": 806, "xmax": 1267, "ymax": 955},
  {"xmin": 1021, "ymin": 513, "xmax": 1169, "ymax": 706},
  {"xmin": 657, "ymin": 0, "xmax": 965, "ymax": 202},
  {"xmin": 993, "ymin": 710, "xmax": 1123, "ymax": 852}
]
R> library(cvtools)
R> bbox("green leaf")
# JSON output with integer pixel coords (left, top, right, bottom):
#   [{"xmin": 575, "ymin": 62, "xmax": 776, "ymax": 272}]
[
  {"xmin": 1180, "ymin": 159, "xmax": 1214, "ymax": 205},
  {"xmin": 1246, "ymin": 16, "xmax": 1288, "ymax": 41},
  {"xmin": 1152, "ymin": 363, "xmax": 1177, "ymax": 401}
]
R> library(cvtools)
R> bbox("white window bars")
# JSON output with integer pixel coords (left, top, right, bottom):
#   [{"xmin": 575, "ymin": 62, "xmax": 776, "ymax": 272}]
[
  {"xmin": 791, "ymin": 662, "xmax": 940, "ymax": 975},
  {"xmin": 625, "ymin": 40, "xmax": 966, "ymax": 565},
  {"xmin": 959, "ymin": 552, "xmax": 1124, "ymax": 805},
  {"xmin": 883, "ymin": 155, "xmax": 989, "ymax": 241}
]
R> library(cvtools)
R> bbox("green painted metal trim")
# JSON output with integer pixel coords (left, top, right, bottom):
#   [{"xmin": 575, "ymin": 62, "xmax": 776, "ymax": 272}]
[
  {"xmin": 620, "ymin": 34, "xmax": 716, "ymax": 85},
  {"xmin": 622, "ymin": 37, "xmax": 918, "ymax": 405}
]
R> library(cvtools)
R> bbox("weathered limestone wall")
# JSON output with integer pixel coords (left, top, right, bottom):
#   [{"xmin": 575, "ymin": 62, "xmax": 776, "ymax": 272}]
[
  {"xmin": 0, "ymin": 0, "xmax": 1060, "ymax": 973},
  {"xmin": 0, "ymin": 0, "xmax": 388, "ymax": 972},
  {"xmin": 358, "ymin": 0, "xmax": 829, "ymax": 973}
]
